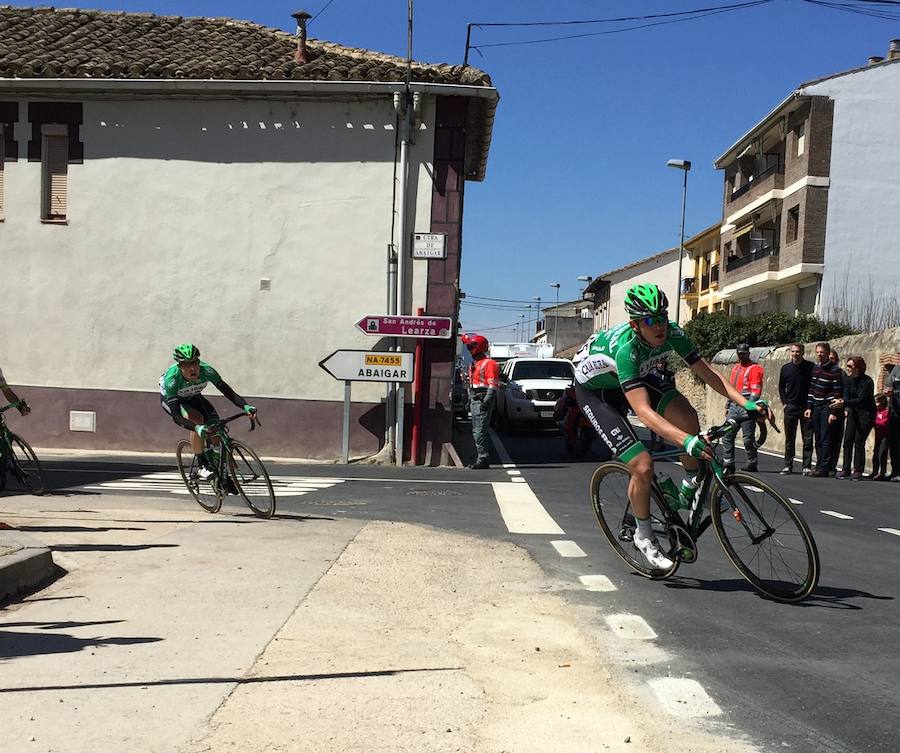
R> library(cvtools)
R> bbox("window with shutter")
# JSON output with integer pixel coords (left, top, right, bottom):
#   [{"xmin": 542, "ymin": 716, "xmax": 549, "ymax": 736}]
[{"xmin": 41, "ymin": 124, "xmax": 68, "ymax": 223}]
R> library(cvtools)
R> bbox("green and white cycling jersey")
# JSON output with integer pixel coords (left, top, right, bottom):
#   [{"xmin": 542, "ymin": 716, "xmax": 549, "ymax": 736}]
[
  {"xmin": 158, "ymin": 361, "xmax": 222, "ymax": 399},
  {"xmin": 573, "ymin": 321, "xmax": 701, "ymax": 392}
]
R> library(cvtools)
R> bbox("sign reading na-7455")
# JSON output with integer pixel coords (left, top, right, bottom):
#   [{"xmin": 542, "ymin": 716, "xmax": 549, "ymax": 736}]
[
  {"xmin": 355, "ymin": 315, "xmax": 452, "ymax": 339},
  {"xmin": 318, "ymin": 350, "xmax": 414, "ymax": 382}
]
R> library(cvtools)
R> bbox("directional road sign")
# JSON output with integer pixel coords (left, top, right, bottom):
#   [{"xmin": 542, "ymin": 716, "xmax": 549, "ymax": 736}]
[
  {"xmin": 318, "ymin": 350, "xmax": 414, "ymax": 383},
  {"xmin": 355, "ymin": 315, "xmax": 453, "ymax": 339}
]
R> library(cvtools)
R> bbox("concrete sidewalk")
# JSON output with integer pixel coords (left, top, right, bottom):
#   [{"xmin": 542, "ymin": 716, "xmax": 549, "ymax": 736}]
[
  {"xmin": 0, "ymin": 520, "xmax": 58, "ymax": 604},
  {"xmin": 0, "ymin": 493, "xmax": 760, "ymax": 753}
]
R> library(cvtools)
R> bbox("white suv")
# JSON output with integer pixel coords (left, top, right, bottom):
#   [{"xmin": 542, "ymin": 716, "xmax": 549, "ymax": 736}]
[{"xmin": 495, "ymin": 357, "xmax": 575, "ymax": 431}]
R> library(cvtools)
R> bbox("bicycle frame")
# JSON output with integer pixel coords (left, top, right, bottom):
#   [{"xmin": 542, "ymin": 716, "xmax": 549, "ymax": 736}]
[{"xmin": 201, "ymin": 412, "xmax": 256, "ymax": 484}]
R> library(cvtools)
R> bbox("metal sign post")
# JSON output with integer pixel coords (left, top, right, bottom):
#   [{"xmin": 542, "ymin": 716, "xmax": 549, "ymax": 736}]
[{"xmin": 319, "ymin": 350, "xmax": 415, "ymax": 464}]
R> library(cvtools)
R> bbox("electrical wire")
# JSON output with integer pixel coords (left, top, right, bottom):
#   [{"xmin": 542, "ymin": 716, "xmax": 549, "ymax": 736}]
[
  {"xmin": 801, "ymin": 0, "xmax": 900, "ymax": 19},
  {"xmin": 309, "ymin": 0, "xmax": 338, "ymax": 24},
  {"xmin": 468, "ymin": 0, "xmax": 773, "ymax": 52}
]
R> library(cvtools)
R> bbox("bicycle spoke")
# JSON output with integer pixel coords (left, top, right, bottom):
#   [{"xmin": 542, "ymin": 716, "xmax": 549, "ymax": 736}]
[{"xmin": 229, "ymin": 440, "xmax": 275, "ymax": 519}]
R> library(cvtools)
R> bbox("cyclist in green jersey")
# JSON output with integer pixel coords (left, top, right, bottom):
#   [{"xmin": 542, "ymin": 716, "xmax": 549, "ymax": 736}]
[
  {"xmin": 159, "ymin": 344, "xmax": 257, "ymax": 479},
  {"xmin": 573, "ymin": 284, "xmax": 771, "ymax": 569}
]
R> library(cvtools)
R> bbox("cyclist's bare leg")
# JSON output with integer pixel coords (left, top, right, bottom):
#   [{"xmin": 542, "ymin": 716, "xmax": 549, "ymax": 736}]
[
  {"xmin": 626, "ymin": 450, "xmax": 654, "ymax": 519},
  {"xmin": 186, "ymin": 408, "xmax": 205, "ymax": 455},
  {"xmin": 660, "ymin": 393, "xmax": 701, "ymax": 474}
]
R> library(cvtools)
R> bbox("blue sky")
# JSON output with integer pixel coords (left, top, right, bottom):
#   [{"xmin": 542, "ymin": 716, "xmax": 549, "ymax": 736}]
[{"xmin": 17, "ymin": 1, "xmax": 898, "ymax": 337}]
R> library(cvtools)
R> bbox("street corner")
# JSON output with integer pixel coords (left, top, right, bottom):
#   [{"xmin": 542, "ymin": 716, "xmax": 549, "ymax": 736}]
[{"xmin": 0, "ymin": 526, "xmax": 62, "ymax": 605}]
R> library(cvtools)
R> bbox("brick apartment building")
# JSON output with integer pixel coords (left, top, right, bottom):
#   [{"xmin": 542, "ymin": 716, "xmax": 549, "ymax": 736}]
[{"xmin": 713, "ymin": 40, "xmax": 900, "ymax": 327}]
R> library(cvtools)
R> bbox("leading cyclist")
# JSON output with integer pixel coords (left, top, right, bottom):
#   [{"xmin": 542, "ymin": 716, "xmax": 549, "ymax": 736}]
[
  {"xmin": 0, "ymin": 366, "xmax": 30, "ymax": 415},
  {"xmin": 574, "ymin": 283, "xmax": 771, "ymax": 569},
  {"xmin": 159, "ymin": 344, "xmax": 257, "ymax": 480}
]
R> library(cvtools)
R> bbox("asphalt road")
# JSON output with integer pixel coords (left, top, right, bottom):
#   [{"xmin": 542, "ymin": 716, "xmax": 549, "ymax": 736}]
[{"xmin": 16, "ymin": 426, "xmax": 900, "ymax": 753}]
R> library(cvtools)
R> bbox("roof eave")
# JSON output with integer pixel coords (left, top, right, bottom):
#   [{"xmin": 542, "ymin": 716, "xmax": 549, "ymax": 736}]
[
  {"xmin": 713, "ymin": 90, "xmax": 804, "ymax": 169},
  {"xmin": 0, "ymin": 76, "xmax": 499, "ymax": 181}
]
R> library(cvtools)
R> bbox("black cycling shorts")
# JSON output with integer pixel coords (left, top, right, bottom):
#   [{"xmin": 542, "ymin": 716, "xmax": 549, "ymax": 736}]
[
  {"xmin": 160, "ymin": 395, "xmax": 220, "ymax": 424},
  {"xmin": 574, "ymin": 379, "xmax": 681, "ymax": 464}
]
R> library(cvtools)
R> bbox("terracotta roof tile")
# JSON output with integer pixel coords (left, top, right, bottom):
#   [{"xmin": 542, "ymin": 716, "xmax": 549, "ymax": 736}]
[{"xmin": 0, "ymin": 6, "xmax": 492, "ymax": 86}]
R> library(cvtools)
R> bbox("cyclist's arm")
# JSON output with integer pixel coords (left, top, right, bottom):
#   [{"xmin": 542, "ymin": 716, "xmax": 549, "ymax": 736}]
[
  {"xmin": 212, "ymin": 378, "xmax": 249, "ymax": 411},
  {"xmin": 690, "ymin": 358, "xmax": 758, "ymax": 408},
  {"xmin": 623, "ymin": 386, "xmax": 692, "ymax": 448},
  {"xmin": 1, "ymin": 385, "xmax": 21, "ymax": 404}
]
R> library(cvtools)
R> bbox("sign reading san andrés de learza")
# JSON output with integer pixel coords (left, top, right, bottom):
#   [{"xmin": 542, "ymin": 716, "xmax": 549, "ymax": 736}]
[
  {"xmin": 318, "ymin": 350, "xmax": 414, "ymax": 383},
  {"xmin": 355, "ymin": 315, "xmax": 452, "ymax": 339}
]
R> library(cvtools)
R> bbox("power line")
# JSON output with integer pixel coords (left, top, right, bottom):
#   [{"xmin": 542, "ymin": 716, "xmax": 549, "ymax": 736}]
[
  {"xmin": 309, "ymin": 0, "xmax": 338, "ymax": 24},
  {"xmin": 465, "ymin": 0, "xmax": 773, "ymax": 58},
  {"xmin": 465, "ymin": 294, "xmax": 537, "ymax": 304},
  {"xmin": 801, "ymin": 0, "xmax": 900, "ymax": 19}
]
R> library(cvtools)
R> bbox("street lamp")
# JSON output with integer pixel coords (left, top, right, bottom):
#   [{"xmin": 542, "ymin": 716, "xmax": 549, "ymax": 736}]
[
  {"xmin": 577, "ymin": 275, "xmax": 593, "ymax": 298},
  {"xmin": 667, "ymin": 159, "xmax": 691, "ymax": 325},
  {"xmin": 549, "ymin": 283, "xmax": 560, "ymax": 353},
  {"xmin": 531, "ymin": 296, "xmax": 541, "ymax": 340}
]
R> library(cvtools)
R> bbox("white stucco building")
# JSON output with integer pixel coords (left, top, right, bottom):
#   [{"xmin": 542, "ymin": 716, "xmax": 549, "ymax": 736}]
[
  {"xmin": 0, "ymin": 7, "xmax": 498, "ymax": 461},
  {"xmin": 584, "ymin": 247, "xmax": 688, "ymax": 331}
]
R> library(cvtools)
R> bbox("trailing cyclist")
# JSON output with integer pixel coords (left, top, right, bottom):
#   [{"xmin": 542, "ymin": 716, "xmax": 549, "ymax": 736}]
[
  {"xmin": 573, "ymin": 283, "xmax": 771, "ymax": 569},
  {"xmin": 0, "ymin": 366, "xmax": 31, "ymax": 416},
  {"xmin": 159, "ymin": 344, "xmax": 257, "ymax": 483}
]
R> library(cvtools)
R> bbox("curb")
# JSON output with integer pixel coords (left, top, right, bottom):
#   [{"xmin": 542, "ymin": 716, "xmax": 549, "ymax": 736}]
[{"xmin": 0, "ymin": 530, "xmax": 60, "ymax": 605}]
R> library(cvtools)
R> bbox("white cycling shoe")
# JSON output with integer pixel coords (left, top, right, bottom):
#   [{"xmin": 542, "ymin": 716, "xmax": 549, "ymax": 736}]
[
  {"xmin": 197, "ymin": 466, "xmax": 214, "ymax": 481},
  {"xmin": 634, "ymin": 534, "xmax": 674, "ymax": 570}
]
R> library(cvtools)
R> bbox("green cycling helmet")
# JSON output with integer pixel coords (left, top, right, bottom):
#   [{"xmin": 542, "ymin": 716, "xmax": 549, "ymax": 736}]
[
  {"xmin": 624, "ymin": 283, "xmax": 669, "ymax": 320},
  {"xmin": 173, "ymin": 343, "xmax": 200, "ymax": 362}
]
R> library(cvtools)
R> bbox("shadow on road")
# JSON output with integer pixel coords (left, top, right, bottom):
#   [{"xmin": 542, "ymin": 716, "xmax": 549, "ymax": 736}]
[{"xmin": 0, "ymin": 629, "xmax": 162, "ymax": 660}]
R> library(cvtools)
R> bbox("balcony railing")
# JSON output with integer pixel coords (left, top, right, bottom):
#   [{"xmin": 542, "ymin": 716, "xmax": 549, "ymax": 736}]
[
  {"xmin": 700, "ymin": 273, "xmax": 710, "ymax": 290},
  {"xmin": 710, "ymin": 265, "xmax": 720, "ymax": 285},
  {"xmin": 681, "ymin": 277, "xmax": 697, "ymax": 295},
  {"xmin": 730, "ymin": 162, "xmax": 781, "ymax": 202},
  {"xmin": 725, "ymin": 246, "xmax": 779, "ymax": 272}
]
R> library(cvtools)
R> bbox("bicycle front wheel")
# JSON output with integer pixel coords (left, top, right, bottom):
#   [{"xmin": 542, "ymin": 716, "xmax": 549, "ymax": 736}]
[
  {"xmin": 176, "ymin": 440, "xmax": 223, "ymax": 513},
  {"xmin": 229, "ymin": 440, "xmax": 276, "ymax": 519},
  {"xmin": 8, "ymin": 435, "xmax": 45, "ymax": 494},
  {"xmin": 711, "ymin": 472, "xmax": 819, "ymax": 602},
  {"xmin": 590, "ymin": 461, "xmax": 679, "ymax": 579}
]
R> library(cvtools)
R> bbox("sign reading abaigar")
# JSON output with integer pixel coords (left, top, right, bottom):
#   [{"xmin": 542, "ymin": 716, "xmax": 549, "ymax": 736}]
[{"xmin": 319, "ymin": 350, "xmax": 414, "ymax": 383}]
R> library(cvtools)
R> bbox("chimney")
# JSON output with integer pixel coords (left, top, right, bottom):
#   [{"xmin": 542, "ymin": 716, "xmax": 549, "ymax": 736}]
[
  {"xmin": 868, "ymin": 56, "xmax": 884, "ymax": 66},
  {"xmin": 292, "ymin": 10, "xmax": 312, "ymax": 64},
  {"xmin": 889, "ymin": 39, "xmax": 900, "ymax": 62}
]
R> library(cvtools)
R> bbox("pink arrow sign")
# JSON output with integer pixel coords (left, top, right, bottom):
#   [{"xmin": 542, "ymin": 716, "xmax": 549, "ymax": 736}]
[{"xmin": 355, "ymin": 315, "xmax": 453, "ymax": 339}]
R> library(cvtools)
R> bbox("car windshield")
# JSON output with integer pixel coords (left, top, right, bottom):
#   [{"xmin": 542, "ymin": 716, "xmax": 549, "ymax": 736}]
[{"xmin": 511, "ymin": 362, "xmax": 574, "ymax": 380}]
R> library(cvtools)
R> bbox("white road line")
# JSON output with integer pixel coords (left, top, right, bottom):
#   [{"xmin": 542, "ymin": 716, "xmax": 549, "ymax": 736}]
[
  {"xmin": 648, "ymin": 678, "xmax": 722, "ymax": 717},
  {"xmin": 744, "ymin": 485, "xmax": 763, "ymax": 493},
  {"xmin": 578, "ymin": 574, "xmax": 617, "ymax": 592},
  {"xmin": 605, "ymin": 614, "xmax": 657, "ymax": 640},
  {"xmin": 877, "ymin": 527, "xmax": 900, "ymax": 537},
  {"xmin": 550, "ymin": 540, "xmax": 587, "ymax": 558},
  {"xmin": 821, "ymin": 510, "xmax": 854, "ymax": 520},
  {"xmin": 506, "ymin": 469, "xmax": 521, "ymax": 476},
  {"xmin": 491, "ymin": 482, "xmax": 564, "ymax": 535},
  {"xmin": 789, "ymin": 498, "xmax": 804, "ymax": 505},
  {"xmin": 82, "ymin": 472, "xmax": 346, "ymax": 499},
  {"xmin": 510, "ymin": 477, "xmax": 526, "ymax": 483}
]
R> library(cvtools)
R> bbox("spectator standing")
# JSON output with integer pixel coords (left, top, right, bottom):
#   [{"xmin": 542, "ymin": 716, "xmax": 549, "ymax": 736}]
[
  {"xmin": 885, "ymin": 361, "xmax": 900, "ymax": 481},
  {"xmin": 461, "ymin": 333, "xmax": 500, "ymax": 469},
  {"xmin": 778, "ymin": 343, "xmax": 814, "ymax": 475},
  {"xmin": 833, "ymin": 356, "xmax": 875, "ymax": 480},
  {"xmin": 828, "ymin": 349, "xmax": 845, "ymax": 474},
  {"xmin": 870, "ymin": 393, "xmax": 890, "ymax": 480},
  {"xmin": 722, "ymin": 343, "xmax": 764, "ymax": 473},
  {"xmin": 806, "ymin": 342, "xmax": 844, "ymax": 477}
]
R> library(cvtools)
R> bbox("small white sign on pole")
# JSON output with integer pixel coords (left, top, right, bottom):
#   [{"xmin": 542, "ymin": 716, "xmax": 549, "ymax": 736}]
[
  {"xmin": 412, "ymin": 232, "xmax": 447, "ymax": 259},
  {"xmin": 318, "ymin": 350, "xmax": 415, "ymax": 383}
]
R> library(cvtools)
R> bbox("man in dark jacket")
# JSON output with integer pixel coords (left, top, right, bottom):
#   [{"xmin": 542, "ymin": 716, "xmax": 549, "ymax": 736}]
[
  {"xmin": 779, "ymin": 343, "xmax": 814, "ymax": 475},
  {"xmin": 804, "ymin": 342, "xmax": 844, "ymax": 477}
]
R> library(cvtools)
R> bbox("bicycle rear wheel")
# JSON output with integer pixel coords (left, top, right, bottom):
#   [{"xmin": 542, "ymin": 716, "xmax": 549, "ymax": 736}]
[
  {"xmin": 7, "ymin": 435, "xmax": 45, "ymax": 495},
  {"xmin": 711, "ymin": 472, "xmax": 819, "ymax": 602},
  {"xmin": 229, "ymin": 440, "xmax": 276, "ymax": 519},
  {"xmin": 590, "ymin": 461, "xmax": 679, "ymax": 579},
  {"xmin": 176, "ymin": 440, "xmax": 223, "ymax": 513}
]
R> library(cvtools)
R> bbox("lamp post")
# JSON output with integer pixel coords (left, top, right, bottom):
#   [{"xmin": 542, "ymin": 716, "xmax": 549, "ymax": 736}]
[
  {"xmin": 667, "ymin": 159, "xmax": 691, "ymax": 325},
  {"xmin": 531, "ymin": 296, "xmax": 541, "ymax": 341},
  {"xmin": 549, "ymin": 283, "xmax": 560, "ymax": 353}
]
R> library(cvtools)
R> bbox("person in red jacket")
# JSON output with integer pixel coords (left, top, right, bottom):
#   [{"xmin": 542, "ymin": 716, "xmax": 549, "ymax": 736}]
[
  {"xmin": 722, "ymin": 343, "xmax": 764, "ymax": 473},
  {"xmin": 461, "ymin": 333, "xmax": 499, "ymax": 469}
]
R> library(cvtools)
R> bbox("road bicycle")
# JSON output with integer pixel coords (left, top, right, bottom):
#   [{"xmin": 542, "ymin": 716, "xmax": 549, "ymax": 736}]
[
  {"xmin": 591, "ymin": 413, "xmax": 819, "ymax": 602},
  {"xmin": 175, "ymin": 412, "xmax": 275, "ymax": 518},
  {"xmin": 0, "ymin": 402, "xmax": 45, "ymax": 495}
]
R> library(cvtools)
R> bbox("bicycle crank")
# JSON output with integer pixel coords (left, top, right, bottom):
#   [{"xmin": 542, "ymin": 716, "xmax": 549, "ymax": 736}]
[{"xmin": 669, "ymin": 524, "xmax": 698, "ymax": 564}]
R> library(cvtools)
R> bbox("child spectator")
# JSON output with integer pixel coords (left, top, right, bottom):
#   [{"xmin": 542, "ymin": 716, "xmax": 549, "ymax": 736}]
[{"xmin": 871, "ymin": 393, "xmax": 891, "ymax": 480}]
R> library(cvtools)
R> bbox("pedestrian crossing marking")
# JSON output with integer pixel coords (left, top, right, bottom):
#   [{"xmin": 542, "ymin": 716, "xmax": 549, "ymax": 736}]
[{"xmin": 84, "ymin": 472, "xmax": 345, "ymax": 498}]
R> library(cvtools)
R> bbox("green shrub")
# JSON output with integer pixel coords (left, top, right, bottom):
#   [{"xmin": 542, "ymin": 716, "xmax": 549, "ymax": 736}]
[{"xmin": 683, "ymin": 312, "xmax": 855, "ymax": 361}]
